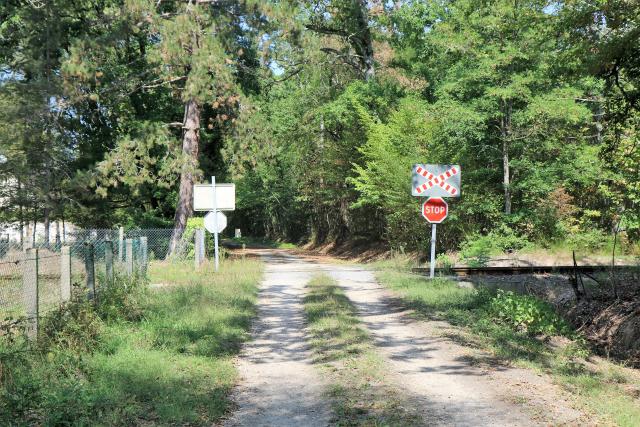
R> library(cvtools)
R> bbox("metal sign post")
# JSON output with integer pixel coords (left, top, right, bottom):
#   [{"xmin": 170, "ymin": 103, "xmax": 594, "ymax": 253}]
[
  {"xmin": 430, "ymin": 224, "xmax": 437, "ymax": 278},
  {"xmin": 211, "ymin": 176, "xmax": 219, "ymax": 272}
]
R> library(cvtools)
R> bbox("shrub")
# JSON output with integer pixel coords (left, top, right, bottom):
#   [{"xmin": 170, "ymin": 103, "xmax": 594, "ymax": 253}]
[
  {"xmin": 38, "ymin": 289, "xmax": 102, "ymax": 353},
  {"xmin": 459, "ymin": 235, "xmax": 494, "ymax": 267},
  {"xmin": 436, "ymin": 253, "xmax": 454, "ymax": 274},
  {"xmin": 489, "ymin": 290, "xmax": 571, "ymax": 336},
  {"xmin": 459, "ymin": 225, "xmax": 532, "ymax": 266},
  {"xmin": 566, "ymin": 229, "xmax": 609, "ymax": 251},
  {"xmin": 0, "ymin": 272, "xmax": 149, "ymax": 424},
  {"xmin": 95, "ymin": 272, "xmax": 148, "ymax": 322},
  {"xmin": 178, "ymin": 217, "xmax": 228, "ymax": 260}
]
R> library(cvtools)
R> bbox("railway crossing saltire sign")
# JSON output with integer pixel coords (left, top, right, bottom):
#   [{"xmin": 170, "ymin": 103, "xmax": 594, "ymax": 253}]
[{"xmin": 412, "ymin": 164, "xmax": 461, "ymax": 197}]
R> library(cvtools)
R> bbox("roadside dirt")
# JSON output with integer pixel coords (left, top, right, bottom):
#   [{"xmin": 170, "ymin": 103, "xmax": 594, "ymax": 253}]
[{"xmin": 225, "ymin": 250, "xmax": 594, "ymax": 426}]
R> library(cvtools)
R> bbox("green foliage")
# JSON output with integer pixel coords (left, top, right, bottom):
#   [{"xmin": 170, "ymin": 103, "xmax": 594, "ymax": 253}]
[
  {"xmin": 459, "ymin": 225, "xmax": 532, "ymax": 266},
  {"xmin": 489, "ymin": 290, "xmax": 571, "ymax": 336},
  {"xmin": 0, "ymin": 258, "xmax": 261, "ymax": 425},
  {"xmin": 180, "ymin": 217, "xmax": 229, "ymax": 259},
  {"xmin": 566, "ymin": 229, "xmax": 610, "ymax": 252},
  {"xmin": 436, "ymin": 253, "xmax": 454, "ymax": 274},
  {"xmin": 94, "ymin": 272, "xmax": 148, "ymax": 322},
  {"xmin": 1, "ymin": 0, "xmax": 639, "ymax": 254}
]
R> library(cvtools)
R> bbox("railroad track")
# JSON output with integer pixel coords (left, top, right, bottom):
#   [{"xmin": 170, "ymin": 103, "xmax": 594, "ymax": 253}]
[{"xmin": 412, "ymin": 265, "xmax": 639, "ymax": 276}]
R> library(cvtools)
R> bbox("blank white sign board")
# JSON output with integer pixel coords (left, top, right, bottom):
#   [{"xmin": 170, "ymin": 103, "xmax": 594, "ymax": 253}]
[{"xmin": 193, "ymin": 184, "xmax": 236, "ymax": 211}]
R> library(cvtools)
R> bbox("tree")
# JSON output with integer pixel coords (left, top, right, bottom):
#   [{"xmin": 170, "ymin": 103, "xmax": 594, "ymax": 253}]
[
  {"xmin": 62, "ymin": 0, "xmax": 262, "ymax": 250},
  {"xmin": 0, "ymin": 0, "xmax": 93, "ymax": 244},
  {"xmin": 301, "ymin": 0, "xmax": 377, "ymax": 81},
  {"xmin": 389, "ymin": 1, "xmax": 596, "ymax": 222}
]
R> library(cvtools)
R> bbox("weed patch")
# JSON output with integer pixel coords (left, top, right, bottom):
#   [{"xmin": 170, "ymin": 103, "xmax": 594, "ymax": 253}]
[{"xmin": 0, "ymin": 259, "xmax": 261, "ymax": 426}]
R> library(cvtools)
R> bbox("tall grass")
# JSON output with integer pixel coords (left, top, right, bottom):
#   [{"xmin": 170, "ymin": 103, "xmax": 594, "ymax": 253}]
[{"xmin": 0, "ymin": 258, "xmax": 261, "ymax": 426}]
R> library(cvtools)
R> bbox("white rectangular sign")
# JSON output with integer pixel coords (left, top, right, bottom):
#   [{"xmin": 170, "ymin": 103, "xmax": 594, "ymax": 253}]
[
  {"xmin": 193, "ymin": 183, "xmax": 236, "ymax": 211},
  {"xmin": 411, "ymin": 164, "xmax": 461, "ymax": 198}
]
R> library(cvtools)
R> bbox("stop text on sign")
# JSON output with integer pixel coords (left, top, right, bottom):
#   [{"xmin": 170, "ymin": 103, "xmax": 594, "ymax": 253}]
[{"xmin": 422, "ymin": 197, "xmax": 448, "ymax": 223}]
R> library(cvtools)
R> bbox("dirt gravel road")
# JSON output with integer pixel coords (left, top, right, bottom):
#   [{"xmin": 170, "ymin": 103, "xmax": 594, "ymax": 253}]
[
  {"xmin": 226, "ymin": 251, "xmax": 588, "ymax": 426},
  {"xmin": 223, "ymin": 252, "xmax": 332, "ymax": 427}
]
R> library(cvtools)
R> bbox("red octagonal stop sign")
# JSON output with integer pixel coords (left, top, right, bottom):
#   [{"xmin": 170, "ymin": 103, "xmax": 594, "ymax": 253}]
[{"xmin": 422, "ymin": 197, "xmax": 448, "ymax": 223}]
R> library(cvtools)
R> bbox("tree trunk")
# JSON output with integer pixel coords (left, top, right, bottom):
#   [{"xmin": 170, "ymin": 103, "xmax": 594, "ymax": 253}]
[
  {"xmin": 355, "ymin": 0, "xmax": 375, "ymax": 81},
  {"xmin": 168, "ymin": 98, "xmax": 201, "ymax": 255},
  {"xmin": 503, "ymin": 137, "xmax": 511, "ymax": 215},
  {"xmin": 18, "ymin": 179, "xmax": 24, "ymax": 249},
  {"xmin": 501, "ymin": 100, "xmax": 512, "ymax": 215}
]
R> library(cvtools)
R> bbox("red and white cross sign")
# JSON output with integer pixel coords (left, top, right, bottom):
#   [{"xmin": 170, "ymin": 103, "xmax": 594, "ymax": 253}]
[{"xmin": 411, "ymin": 164, "xmax": 461, "ymax": 198}]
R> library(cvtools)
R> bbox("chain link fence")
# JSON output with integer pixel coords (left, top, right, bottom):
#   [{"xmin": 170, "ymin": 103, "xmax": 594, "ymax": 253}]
[{"xmin": 0, "ymin": 227, "xmax": 200, "ymax": 332}]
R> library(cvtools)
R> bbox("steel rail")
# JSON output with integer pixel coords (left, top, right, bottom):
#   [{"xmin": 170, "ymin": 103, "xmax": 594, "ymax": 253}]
[{"xmin": 412, "ymin": 265, "xmax": 639, "ymax": 276}]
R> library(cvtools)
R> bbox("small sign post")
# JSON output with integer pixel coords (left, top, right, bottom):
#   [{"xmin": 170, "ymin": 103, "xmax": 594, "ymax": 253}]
[
  {"xmin": 212, "ymin": 176, "xmax": 219, "ymax": 272},
  {"xmin": 413, "ymin": 164, "xmax": 460, "ymax": 279}
]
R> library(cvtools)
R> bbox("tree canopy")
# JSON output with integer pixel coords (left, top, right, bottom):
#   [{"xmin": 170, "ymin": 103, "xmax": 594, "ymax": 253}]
[{"xmin": 0, "ymin": 0, "xmax": 638, "ymax": 253}]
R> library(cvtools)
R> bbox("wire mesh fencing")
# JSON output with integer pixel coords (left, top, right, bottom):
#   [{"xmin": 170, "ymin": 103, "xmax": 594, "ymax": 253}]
[{"xmin": 0, "ymin": 227, "xmax": 202, "ymax": 335}]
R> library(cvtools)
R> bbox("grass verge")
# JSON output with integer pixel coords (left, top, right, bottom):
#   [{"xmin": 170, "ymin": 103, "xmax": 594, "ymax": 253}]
[
  {"xmin": 0, "ymin": 258, "xmax": 261, "ymax": 426},
  {"xmin": 303, "ymin": 274, "xmax": 422, "ymax": 426},
  {"xmin": 377, "ymin": 270, "xmax": 640, "ymax": 427}
]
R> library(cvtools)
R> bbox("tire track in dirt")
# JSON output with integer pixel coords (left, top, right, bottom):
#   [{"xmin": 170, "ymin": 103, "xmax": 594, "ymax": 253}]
[{"xmin": 224, "ymin": 252, "xmax": 332, "ymax": 427}]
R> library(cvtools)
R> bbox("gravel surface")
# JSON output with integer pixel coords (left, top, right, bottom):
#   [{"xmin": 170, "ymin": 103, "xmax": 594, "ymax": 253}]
[
  {"xmin": 223, "ymin": 252, "xmax": 332, "ymax": 427},
  {"xmin": 225, "ymin": 251, "xmax": 590, "ymax": 426}
]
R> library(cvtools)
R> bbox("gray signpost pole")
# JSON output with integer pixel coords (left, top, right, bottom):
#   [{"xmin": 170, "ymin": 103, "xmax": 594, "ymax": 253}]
[
  {"xmin": 430, "ymin": 224, "xmax": 437, "ymax": 278},
  {"xmin": 211, "ymin": 176, "xmax": 219, "ymax": 272}
]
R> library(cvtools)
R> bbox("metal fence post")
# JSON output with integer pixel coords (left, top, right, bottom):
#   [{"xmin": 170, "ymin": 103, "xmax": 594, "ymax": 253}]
[
  {"xmin": 140, "ymin": 236, "xmax": 148, "ymax": 274},
  {"xmin": 85, "ymin": 243, "xmax": 95, "ymax": 300},
  {"xmin": 118, "ymin": 226, "xmax": 124, "ymax": 262},
  {"xmin": 194, "ymin": 229, "xmax": 203, "ymax": 268},
  {"xmin": 23, "ymin": 248, "xmax": 38, "ymax": 339},
  {"xmin": 125, "ymin": 238, "xmax": 133, "ymax": 275},
  {"xmin": 105, "ymin": 240, "xmax": 114, "ymax": 284},
  {"xmin": 60, "ymin": 246, "xmax": 71, "ymax": 302}
]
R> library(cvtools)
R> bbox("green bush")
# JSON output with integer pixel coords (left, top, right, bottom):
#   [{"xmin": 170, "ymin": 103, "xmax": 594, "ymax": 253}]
[
  {"xmin": 436, "ymin": 253, "xmax": 454, "ymax": 274},
  {"xmin": 459, "ymin": 225, "xmax": 532, "ymax": 266},
  {"xmin": 566, "ymin": 229, "xmax": 609, "ymax": 251},
  {"xmin": 459, "ymin": 235, "xmax": 494, "ymax": 267},
  {"xmin": 489, "ymin": 290, "xmax": 571, "ymax": 336},
  {"xmin": 0, "ymin": 273, "xmax": 149, "ymax": 424},
  {"xmin": 38, "ymin": 289, "xmax": 102, "ymax": 353},
  {"xmin": 95, "ymin": 271, "xmax": 148, "ymax": 322},
  {"xmin": 180, "ymin": 217, "xmax": 228, "ymax": 260}
]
